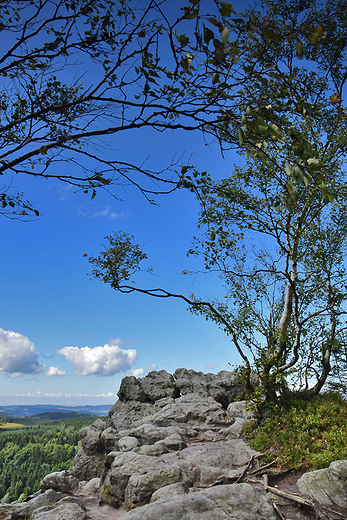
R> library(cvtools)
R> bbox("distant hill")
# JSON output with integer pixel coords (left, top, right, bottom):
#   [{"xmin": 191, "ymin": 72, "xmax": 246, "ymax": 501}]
[{"xmin": 0, "ymin": 404, "xmax": 113, "ymax": 418}]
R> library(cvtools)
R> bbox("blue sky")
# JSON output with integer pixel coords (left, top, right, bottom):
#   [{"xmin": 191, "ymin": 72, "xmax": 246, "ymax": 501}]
[{"xmin": 0, "ymin": 124, "xmax": 244, "ymax": 405}]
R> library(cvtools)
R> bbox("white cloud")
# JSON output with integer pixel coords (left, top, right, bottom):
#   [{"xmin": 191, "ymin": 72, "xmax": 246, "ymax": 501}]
[
  {"xmin": 45, "ymin": 366, "xmax": 66, "ymax": 377},
  {"xmin": 205, "ymin": 364, "xmax": 217, "ymax": 370},
  {"xmin": 131, "ymin": 368, "xmax": 144, "ymax": 377},
  {"xmin": 58, "ymin": 343, "xmax": 138, "ymax": 376},
  {"xmin": 0, "ymin": 328, "xmax": 45, "ymax": 375},
  {"xmin": 91, "ymin": 206, "xmax": 130, "ymax": 219},
  {"xmin": 149, "ymin": 363, "xmax": 157, "ymax": 371}
]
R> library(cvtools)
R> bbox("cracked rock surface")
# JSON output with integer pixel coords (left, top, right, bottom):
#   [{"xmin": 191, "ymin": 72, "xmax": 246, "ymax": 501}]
[{"xmin": 3, "ymin": 369, "xmax": 347, "ymax": 520}]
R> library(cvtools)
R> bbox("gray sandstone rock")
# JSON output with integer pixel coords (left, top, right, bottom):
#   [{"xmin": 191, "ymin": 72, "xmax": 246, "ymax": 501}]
[
  {"xmin": 177, "ymin": 439, "xmax": 258, "ymax": 485},
  {"xmin": 100, "ymin": 426, "xmax": 120, "ymax": 452},
  {"xmin": 100, "ymin": 451, "xmax": 182, "ymax": 508},
  {"xmin": 149, "ymin": 393, "xmax": 228, "ymax": 427},
  {"xmin": 297, "ymin": 459, "xmax": 347, "ymax": 508},
  {"xmin": 79, "ymin": 419, "xmax": 106, "ymax": 455},
  {"xmin": 117, "ymin": 483, "xmax": 278, "ymax": 520},
  {"xmin": 118, "ymin": 436, "xmax": 140, "ymax": 452},
  {"xmin": 40, "ymin": 470, "xmax": 81, "ymax": 495},
  {"xmin": 140, "ymin": 370, "xmax": 179, "ymax": 401},
  {"xmin": 71, "ymin": 447, "xmax": 106, "ymax": 481},
  {"xmin": 155, "ymin": 432, "xmax": 187, "ymax": 451},
  {"xmin": 150, "ymin": 482, "xmax": 189, "ymax": 503},
  {"xmin": 10, "ymin": 489, "xmax": 64, "ymax": 519},
  {"xmin": 173, "ymin": 368, "xmax": 245, "ymax": 407},
  {"xmin": 134, "ymin": 444, "xmax": 169, "ymax": 456},
  {"xmin": 30, "ymin": 496, "xmax": 87, "ymax": 520},
  {"xmin": 109, "ymin": 400, "xmax": 155, "ymax": 431},
  {"xmin": 78, "ymin": 477, "xmax": 101, "ymax": 497}
]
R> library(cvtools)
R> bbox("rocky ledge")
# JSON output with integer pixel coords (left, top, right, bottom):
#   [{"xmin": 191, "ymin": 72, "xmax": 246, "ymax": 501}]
[{"xmin": 2, "ymin": 368, "xmax": 347, "ymax": 520}]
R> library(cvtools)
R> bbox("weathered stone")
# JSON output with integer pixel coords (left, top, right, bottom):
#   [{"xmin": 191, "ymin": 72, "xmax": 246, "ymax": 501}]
[
  {"xmin": 100, "ymin": 426, "xmax": 120, "ymax": 453},
  {"xmin": 178, "ymin": 439, "xmax": 258, "ymax": 485},
  {"xmin": 140, "ymin": 370, "xmax": 180, "ymax": 401},
  {"xmin": 297, "ymin": 459, "xmax": 347, "ymax": 508},
  {"xmin": 71, "ymin": 447, "xmax": 105, "ymax": 481},
  {"xmin": 11, "ymin": 489, "xmax": 64, "ymax": 519},
  {"xmin": 77, "ymin": 477, "xmax": 100, "ymax": 497},
  {"xmin": 150, "ymin": 394, "xmax": 228, "ymax": 427},
  {"xmin": 109, "ymin": 400, "xmax": 155, "ymax": 431},
  {"xmin": 117, "ymin": 483, "xmax": 277, "ymax": 520},
  {"xmin": 40, "ymin": 470, "xmax": 81, "ymax": 495},
  {"xmin": 118, "ymin": 436, "xmax": 140, "ymax": 452},
  {"xmin": 30, "ymin": 497, "xmax": 87, "ymax": 520},
  {"xmin": 101, "ymin": 451, "xmax": 182, "ymax": 508},
  {"xmin": 79, "ymin": 419, "xmax": 106, "ymax": 455},
  {"xmin": 125, "ymin": 463, "xmax": 182, "ymax": 507},
  {"xmin": 155, "ymin": 433, "xmax": 187, "ymax": 451},
  {"xmin": 159, "ymin": 453, "xmax": 200, "ymax": 487},
  {"xmin": 134, "ymin": 444, "xmax": 169, "ymax": 456},
  {"xmin": 150, "ymin": 482, "xmax": 189, "ymax": 503},
  {"xmin": 117, "ymin": 371, "xmax": 179, "ymax": 404},
  {"xmin": 117, "ymin": 376, "xmax": 147, "ymax": 402},
  {"xmin": 127, "ymin": 423, "xmax": 184, "ymax": 446},
  {"xmin": 173, "ymin": 368, "xmax": 246, "ymax": 408}
]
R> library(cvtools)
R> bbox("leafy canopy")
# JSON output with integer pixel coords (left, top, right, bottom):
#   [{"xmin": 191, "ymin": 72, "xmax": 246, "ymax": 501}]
[{"xmin": 89, "ymin": 0, "xmax": 347, "ymax": 404}]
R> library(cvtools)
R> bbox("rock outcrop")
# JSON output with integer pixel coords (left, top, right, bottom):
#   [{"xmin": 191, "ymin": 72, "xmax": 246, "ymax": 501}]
[{"xmin": 3, "ymin": 368, "xmax": 347, "ymax": 520}]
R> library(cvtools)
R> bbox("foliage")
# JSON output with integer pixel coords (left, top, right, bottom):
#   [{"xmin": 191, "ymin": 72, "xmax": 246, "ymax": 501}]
[
  {"xmin": 4, "ymin": 0, "xmax": 347, "ymax": 218},
  {"xmin": 0, "ymin": 0, "xmax": 213, "ymax": 217},
  {"xmin": 89, "ymin": 0, "xmax": 347, "ymax": 404},
  {"xmin": 244, "ymin": 392, "xmax": 347, "ymax": 470},
  {"xmin": 0, "ymin": 415, "xmax": 100, "ymax": 503}
]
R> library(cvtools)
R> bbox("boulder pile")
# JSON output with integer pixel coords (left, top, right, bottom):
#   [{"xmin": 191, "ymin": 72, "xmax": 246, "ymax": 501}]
[{"xmin": 3, "ymin": 368, "xmax": 347, "ymax": 520}]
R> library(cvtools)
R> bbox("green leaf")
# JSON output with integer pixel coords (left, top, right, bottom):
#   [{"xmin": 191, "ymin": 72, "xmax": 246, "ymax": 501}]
[
  {"xmin": 267, "ymin": 123, "xmax": 282, "ymax": 138},
  {"xmin": 212, "ymin": 72, "xmax": 219, "ymax": 84},
  {"xmin": 238, "ymin": 127, "xmax": 245, "ymax": 145},
  {"xmin": 39, "ymin": 146, "xmax": 48, "ymax": 155},
  {"xmin": 220, "ymin": 2, "xmax": 236, "ymax": 16},
  {"xmin": 307, "ymin": 158, "xmax": 320, "ymax": 169},
  {"xmin": 221, "ymin": 27, "xmax": 230, "ymax": 45},
  {"xmin": 296, "ymin": 39, "xmax": 303, "ymax": 56},
  {"xmin": 203, "ymin": 26, "xmax": 214, "ymax": 44}
]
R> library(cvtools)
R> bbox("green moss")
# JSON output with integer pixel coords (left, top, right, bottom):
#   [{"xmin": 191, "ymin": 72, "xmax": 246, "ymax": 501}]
[{"xmin": 245, "ymin": 392, "xmax": 347, "ymax": 470}]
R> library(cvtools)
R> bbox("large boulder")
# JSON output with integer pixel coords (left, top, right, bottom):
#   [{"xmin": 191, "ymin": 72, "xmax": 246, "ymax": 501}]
[
  {"xmin": 297, "ymin": 459, "xmax": 347, "ymax": 508},
  {"xmin": 10, "ymin": 490, "xmax": 65, "ymax": 519},
  {"xmin": 108, "ymin": 400, "xmax": 156, "ymax": 431},
  {"xmin": 116, "ymin": 369, "xmax": 245, "ymax": 410},
  {"xmin": 117, "ymin": 370, "xmax": 178, "ymax": 403},
  {"xmin": 100, "ymin": 451, "xmax": 183, "ymax": 508},
  {"xmin": 30, "ymin": 496, "xmax": 87, "ymax": 520},
  {"xmin": 148, "ymin": 394, "xmax": 229, "ymax": 428},
  {"xmin": 79, "ymin": 418, "xmax": 106, "ymax": 455},
  {"xmin": 117, "ymin": 483, "xmax": 278, "ymax": 520},
  {"xmin": 173, "ymin": 368, "xmax": 246, "ymax": 407},
  {"xmin": 40, "ymin": 470, "xmax": 81, "ymax": 495},
  {"xmin": 71, "ymin": 447, "xmax": 106, "ymax": 481}
]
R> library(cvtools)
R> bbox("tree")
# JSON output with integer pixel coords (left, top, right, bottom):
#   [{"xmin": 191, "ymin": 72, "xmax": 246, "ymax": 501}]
[
  {"xmin": 88, "ymin": 0, "xmax": 347, "ymax": 404},
  {"xmin": 4, "ymin": 0, "xmax": 344, "ymax": 219}
]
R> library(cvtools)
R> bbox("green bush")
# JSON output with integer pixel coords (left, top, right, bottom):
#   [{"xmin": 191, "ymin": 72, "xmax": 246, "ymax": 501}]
[{"xmin": 244, "ymin": 392, "xmax": 347, "ymax": 470}]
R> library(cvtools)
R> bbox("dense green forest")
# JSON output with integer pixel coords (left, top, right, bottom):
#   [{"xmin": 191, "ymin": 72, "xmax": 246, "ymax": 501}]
[{"xmin": 0, "ymin": 414, "xmax": 105, "ymax": 503}]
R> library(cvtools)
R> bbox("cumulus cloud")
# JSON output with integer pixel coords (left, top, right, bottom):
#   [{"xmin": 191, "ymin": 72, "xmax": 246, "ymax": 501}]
[
  {"xmin": 58, "ymin": 343, "xmax": 138, "ymax": 376},
  {"xmin": 0, "ymin": 328, "xmax": 45, "ymax": 375},
  {"xmin": 130, "ymin": 368, "xmax": 144, "ymax": 377},
  {"xmin": 45, "ymin": 366, "xmax": 66, "ymax": 377},
  {"xmin": 205, "ymin": 364, "xmax": 217, "ymax": 370}
]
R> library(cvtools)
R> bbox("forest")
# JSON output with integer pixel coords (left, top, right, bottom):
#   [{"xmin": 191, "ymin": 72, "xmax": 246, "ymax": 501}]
[{"xmin": 0, "ymin": 414, "xmax": 103, "ymax": 504}]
